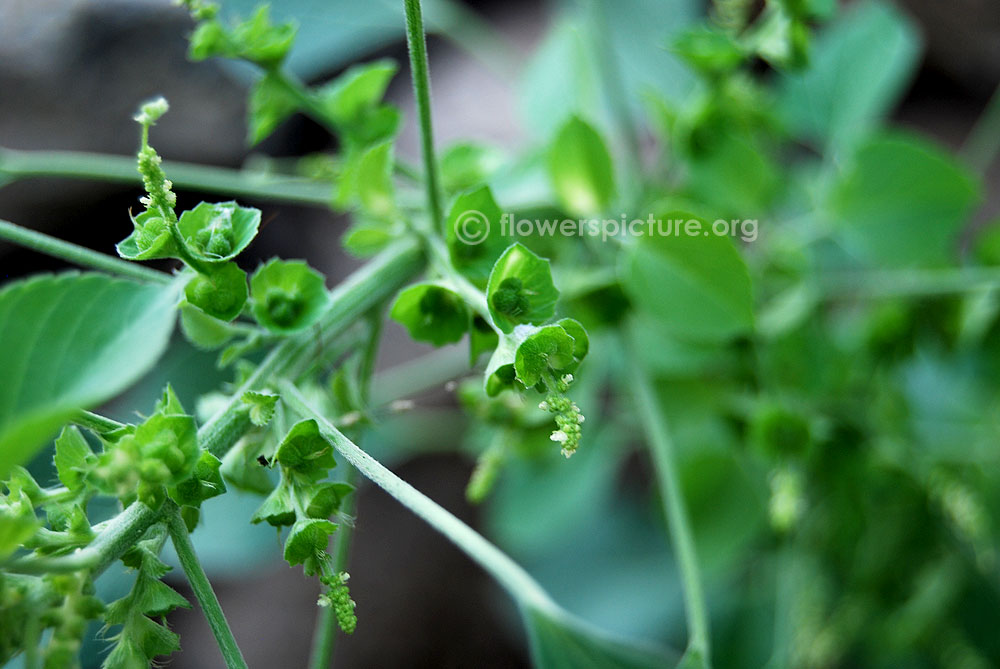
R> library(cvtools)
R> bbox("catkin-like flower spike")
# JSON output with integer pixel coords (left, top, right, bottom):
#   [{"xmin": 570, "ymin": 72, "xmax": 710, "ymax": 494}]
[
  {"xmin": 134, "ymin": 98, "xmax": 177, "ymax": 222},
  {"xmin": 319, "ymin": 571, "xmax": 357, "ymax": 634},
  {"xmin": 540, "ymin": 378, "xmax": 585, "ymax": 458}
]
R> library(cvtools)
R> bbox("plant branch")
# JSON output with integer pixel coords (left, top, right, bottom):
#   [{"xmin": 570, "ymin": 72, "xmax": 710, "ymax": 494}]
[
  {"xmin": 0, "ymin": 219, "xmax": 172, "ymax": 284},
  {"xmin": 627, "ymin": 341, "xmax": 712, "ymax": 667},
  {"xmin": 166, "ymin": 502, "xmax": 248, "ymax": 669},
  {"xmin": 961, "ymin": 82, "xmax": 1000, "ymax": 174},
  {"xmin": 404, "ymin": 0, "xmax": 445, "ymax": 231},
  {"xmin": 0, "ymin": 147, "xmax": 332, "ymax": 206}
]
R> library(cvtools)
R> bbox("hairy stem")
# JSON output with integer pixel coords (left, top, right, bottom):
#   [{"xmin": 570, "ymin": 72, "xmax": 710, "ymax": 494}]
[
  {"xmin": 0, "ymin": 219, "xmax": 171, "ymax": 284},
  {"xmin": 279, "ymin": 381, "xmax": 556, "ymax": 611},
  {"xmin": 628, "ymin": 344, "xmax": 712, "ymax": 667},
  {"xmin": 403, "ymin": 0, "xmax": 444, "ymax": 231},
  {"xmin": 166, "ymin": 503, "xmax": 248, "ymax": 669},
  {"xmin": 0, "ymin": 148, "xmax": 332, "ymax": 206}
]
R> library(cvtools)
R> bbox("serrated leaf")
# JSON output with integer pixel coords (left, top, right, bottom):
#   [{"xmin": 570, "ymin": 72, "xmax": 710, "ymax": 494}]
[
  {"xmin": 168, "ymin": 451, "xmax": 226, "ymax": 507},
  {"xmin": 390, "ymin": 283, "xmax": 469, "ymax": 347},
  {"xmin": 317, "ymin": 59, "xmax": 398, "ymax": 129},
  {"xmin": 623, "ymin": 214, "xmax": 753, "ymax": 341},
  {"xmin": 54, "ymin": 426, "xmax": 93, "ymax": 491},
  {"xmin": 177, "ymin": 201, "xmax": 261, "ymax": 265},
  {"xmin": 242, "ymin": 391, "xmax": 278, "ymax": 427},
  {"xmin": 250, "ymin": 258, "xmax": 330, "ymax": 334},
  {"xmin": 305, "ymin": 482, "xmax": 353, "ymax": 519},
  {"xmin": 0, "ymin": 273, "xmax": 178, "ymax": 477},
  {"xmin": 828, "ymin": 133, "xmax": 980, "ymax": 267},
  {"xmin": 446, "ymin": 185, "xmax": 509, "ymax": 283},
  {"xmin": 248, "ymin": 71, "xmax": 300, "ymax": 145},
  {"xmin": 487, "ymin": 244, "xmax": 560, "ymax": 333},
  {"xmin": 547, "ymin": 116, "xmax": 615, "ymax": 216},
  {"xmin": 135, "ymin": 579, "xmax": 191, "ymax": 618}
]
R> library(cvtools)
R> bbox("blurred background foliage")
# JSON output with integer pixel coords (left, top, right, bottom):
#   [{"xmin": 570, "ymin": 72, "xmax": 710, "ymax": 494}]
[{"xmin": 2, "ymin": 0, "xmax": 1000, "ymax": 667}]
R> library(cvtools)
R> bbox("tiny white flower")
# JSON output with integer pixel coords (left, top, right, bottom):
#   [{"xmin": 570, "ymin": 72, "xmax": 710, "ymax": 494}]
[
  {"xmin": 538, "ymin": 401, "xmax": 549, "ymax": 411},
  {"xmin": 550, "ymin": 430, "xmax": 568, "ymax": 444}
]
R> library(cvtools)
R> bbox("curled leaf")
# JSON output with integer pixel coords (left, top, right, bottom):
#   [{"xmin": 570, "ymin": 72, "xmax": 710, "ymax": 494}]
[{"xmin": 250, "ymin": 259, "xmax": 331, "ymax": 333}]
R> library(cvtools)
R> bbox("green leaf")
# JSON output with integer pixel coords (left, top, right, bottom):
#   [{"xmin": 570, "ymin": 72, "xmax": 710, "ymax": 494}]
[
  {"xmin": 685, "ymin": 130, "xmax": 779, "ymax": 216},
  {"xmin": 440, "ymin": 142, "xmax": 504, "ymax": 195},
  {"xmin": 241, "ymin": 391, "xmax": 279, "ymax": 427},
  {"xmin": 317, "ymin": 59, "xmax": 398, "ymax": 129},
  {"xmin": 275, "ymin": 419, "xmax": 336, "ymax": 475},
  {"xmin": 132, "ymin": 412, "xmax": 200, "ymax": 486},
  {"xmin": 341, "ymin": 223, "xmax": 393, "ymax": 257},
  {"xmin": 623, "ymin": 214, "xmax": 753, "ymax": 341},
  {"xmin": 184, "ymin": 262, "xmax": 249, "ymax": 322},
  {"xmin": 514, "ymin": 325, "xmax": 576, "ymax": 388},
  {"xmin": 189, "ymin": 6, "xmax": 297, "ymax": 69},
  {"xmin": 445, "ymin": 185, "xmax": 509, "ymax": 283},
  {"xmin": 547, "ymin": 116, "xmax": 615, "ymax": 216},
  {"xmin": 116, "ymin": 210, "xmax": 178, "ymax": 261},
  {"xmin": 0, "ymin": 273, "xmax": 178, "ymax": 477},
  {"xmin": 355, "ymin": 141, "xmax": 397, "ymax": 220},
  {"xmin": 525, "ymin": 605, "xmax": 678, "ymax": 669},
  {"xmin": 487, "ymin": 243, "xmax": 560, "ymax": 333},
  {"xmin": 672, "ymin": 26, "xmax": 745, "ymax": 74},
  {"xmin": 283, "ymin": 518, "xmax": 337, "ymax": 566},
  {"xmin": 248, "ymin": 71, "xmax": 300, "ymax": 145},
  {"xmin": 250, "ymin": 258, "xmax": 331, "ymax": 333},
  {"xmin": 54, "ymin": 426, "xmax": 93, "ymax": 491},
  {"xmin": 390, "ymin": 283, "xmax": 469, "ymax": 347},
  {"xmin": 168, "ymin": 451, "xmax": 226, "ymax": 507},
  {"xmin": 176, "ymin": 201, "xmax": 261, "ymax": 264},
  {"xmin": 828, "ymin": 133, "xmax": 981, "ymax": 267},
  {"xmin": 0, "ymin": 500, "xmax": 39, "ymax": 560},
  {"xmin": 776, "ymin": 1, "xmax": 919, "ymax": 151},
  {"xmin": 484, "ymin": 336, "xmax": 518, "ymax": 397}
]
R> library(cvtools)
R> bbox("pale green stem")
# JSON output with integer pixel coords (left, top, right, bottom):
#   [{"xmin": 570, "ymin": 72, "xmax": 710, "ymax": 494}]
[
  {"xmin": 0, "ymin": 147, "xmax": 332, "ymax": 205},
  {"xmin": 815, "ymin": 266, "xmax": 1000, "ymax": 299},
  {"xmin": 166, "ymin": 502, "xmax": 248, "ymax": 669},
  {"xmin": 279, "ymin": 381, "xmax": 556, "ymax": 612},
  {"xmin": 0, "ymin": 219, "xmax": 171, "ymax": 284},
  {"xmin": 404, "ymin": 0, "xmax": 445, "ymax": 231},
  {"xmin": 961, "ymin": 83, "xmax": 1000, "ymax": 174},
  {"xmin": 628, "ymin": 344, "xmax": 712, "ymax": 667}
]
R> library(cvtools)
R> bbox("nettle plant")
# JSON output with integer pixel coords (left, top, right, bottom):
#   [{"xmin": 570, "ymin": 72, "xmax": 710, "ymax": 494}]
[{"xmin": 2, "ymin": 0, "xmax": 1000, "ymax": 667}]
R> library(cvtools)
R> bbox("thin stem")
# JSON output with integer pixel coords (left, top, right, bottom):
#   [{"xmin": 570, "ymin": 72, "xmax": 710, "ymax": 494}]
[
  {"xmin": 627, "ymin": 342, "xmax": 712, "ymax": 667},
  {"xmin": 961, "ymin": 83, "xmax": 1000, "ymax": 173},
  {"xmin": 0, "ymin": 219, "xmax": 171, "ymax": 284},
  {"xmin": 403, "ymin": 0, "xmax": 445, "ymax": 231},
  {"xmin": 0, "ymin": 148, "xmax": 332, "ymax": 206},
  {"xmin": 279, "ymin": 381, "xmax": 556, "ymax": 611},
  {"xmin": 72, "ymin": 410, "xmax": 126, "ymax": 433},
  {"xmin": 814, "ymin": 266, "xmax": 1000, "ymax": 299},
  {"xmin": 165, "ymin": 502, "xmax": 248, "ymax": 669}
]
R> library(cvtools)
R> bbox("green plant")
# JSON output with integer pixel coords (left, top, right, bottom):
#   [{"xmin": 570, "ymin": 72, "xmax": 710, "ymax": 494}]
[{"xmin": 1, "ymin": 0, "xmax": 999, "ymax": 667}]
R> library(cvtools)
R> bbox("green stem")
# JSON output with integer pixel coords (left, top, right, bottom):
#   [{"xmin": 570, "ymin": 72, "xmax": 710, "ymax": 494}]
[
  {"xmin": 308, "ymin": 310, "xmax": 382, "ymax": 669},
  {"xmin": 279, "ymin": 381, "xmax": 556, "ymax": 611},
  {"xmin": 627, "ymin": 343, "xmax": 712, "ymax": 667},
  {"xmin": 815, "ymin": 266, "xmax": 1000, "ymax": 299},
  {"xmin": 166, "ymin": 503, "xmax": 248, "ymax": 669},
  {"xmin": 0, "ymin": 147, "xmax": 332, "ymax": 206},
  {"xmin": 0, "ymin": 219, "xmax": 171, "ymax": 284},
  {"xmin": 71, "ymin": 410, "xmax": 127, "ymax": 433},
  {"xmin": 403, "ymin": 0, "xmax": 445, "ymax": 231},
  {"xmin": 961, "ymin": 83, "xmax": 1000, "ymax": 173}
]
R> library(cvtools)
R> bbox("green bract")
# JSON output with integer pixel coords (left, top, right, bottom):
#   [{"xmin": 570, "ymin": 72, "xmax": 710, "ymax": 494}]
[
  {"xmin": 184, "ymin": 262, "xmax": 249, "ymax": 322},
  {"xmin": 513, "ymin": 325, "xmax": 576, "ymax": 388},
  {"xmin": 284, "ymin": 518, "xmax": 337, "ymax": 569},
  {"xmin": 317, "ymin": 59, "xmax": 398, "ymax": 133},
  {"xmin": 486, "ymin": 243, "xmax": 560, "ymax": 333},
  {"xmin": 275, "ymin": 419, "xmax": 336, "ymax": 477},
  {"xmin": 116, "ymin": 210, "xmax": 177, "ymax": 261},
  {"xmin": 248, "ymin": 72, "xmax": 299, "ymax": 145},
  {"xmin": 177, "ymin": 201, "xmax": 261, "ymax": 264},
  {"xmin": 250, "ymin": 259, "xmax": 330, "ymax": 333},
  {"xmin": 390, "ymin": 283, "xmax": 469, "ymax": 346}
]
